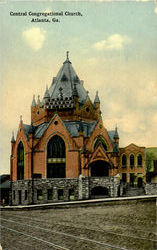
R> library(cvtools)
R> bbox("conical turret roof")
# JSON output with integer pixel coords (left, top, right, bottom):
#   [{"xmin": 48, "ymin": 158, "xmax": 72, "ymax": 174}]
[
  {"xmin": 48, "ymin": 52, "xmax": 87, "ymax": 103},
  {"xmin": 44, "ymin": 85, "xmax": 50, "ymax": 99},
  {"xmin": 114, "ymin": 126, "xmax": 119, "ymax": 139},
  {"xmin": 94, "ymin": 91, "xmax": 100, "ymax": 104}
]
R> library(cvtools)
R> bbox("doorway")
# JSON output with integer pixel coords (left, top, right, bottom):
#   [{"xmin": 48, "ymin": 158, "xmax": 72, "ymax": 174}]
[
  {"xmin": 138, "ymin": 177, "xmax": 143, "ymax": 188},
  {"xmin": 90, "ymin": 161, "xmax": 109, "ymax": 177}
]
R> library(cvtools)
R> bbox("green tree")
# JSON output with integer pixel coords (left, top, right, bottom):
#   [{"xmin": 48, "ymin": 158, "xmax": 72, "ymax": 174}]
[{"xmin": 146, "ymin": 151, "xmax": 155, "ymax": 173}]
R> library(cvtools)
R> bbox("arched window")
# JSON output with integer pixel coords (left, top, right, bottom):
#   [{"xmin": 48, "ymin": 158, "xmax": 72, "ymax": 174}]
[
  {"xmin": 130, "ymin": 154, "xmax": 134, "ymax": 168},
  {"xmin": 94, "ymin": 137, "xmax": 107, "ymax": 151},
  {"xmin": 122, "ymin": 154, "xmax": 127, "ymax": 168},
  {"xmin": 17, "ymin": 141, "xmax": 24, "ymax": 180},
  {"xmin": 137, "ymin": 154, "xmax": 142, "ymax": 166},
  {"xmin": 47, "ymin": 135, "xmax": 66, "ymax": 178}
]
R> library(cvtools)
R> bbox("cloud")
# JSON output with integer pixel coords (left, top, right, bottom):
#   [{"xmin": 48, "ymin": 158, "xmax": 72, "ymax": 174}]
[
  {"xmin": 22, "ymin": 27, "xmax": 46, "ymax": 51},
  {"xmin": 93, "ymin": 34, "xmax": 131, "ymax": 51},
  {"xmin": 136, "ymin": 80, "xmax": 157, "ymax": 107},
  {"xmin": 87, "ymin": 57, "xmax": 98, "ymax": 66}
]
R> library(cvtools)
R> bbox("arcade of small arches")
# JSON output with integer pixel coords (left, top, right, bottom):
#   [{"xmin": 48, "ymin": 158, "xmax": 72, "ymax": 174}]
[{"xmin": 121, "ymin": 153, "xmax": 143, "ymax": 168}]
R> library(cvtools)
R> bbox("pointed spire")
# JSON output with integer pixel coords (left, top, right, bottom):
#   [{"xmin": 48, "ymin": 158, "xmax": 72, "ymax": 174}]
[
  {"xmin": 11, "ymin": 131, "xmax": 15, "ymax": 143},
  {"xmin": 114, "ymin": 126, "xmax": 119, "ymax": 140},
  {"xmin": 20, "ymin": 115, "xmax": 22, "ymax": 122},
  {"xmin": 31, "ymin": 95, "xmax": 36, "ymax": 107},
  {"xmin": 73, "ymin": 83, "xmax": 79, "ymax": 97},
  {"xmin": 94, "ymin": 91, "xmax": 100, "ymax": 104},
  {"xmin": 44, "ymin": 85, "xmax": 50, "ymax": 99},
  {"xmin": 37, "ymin": 95, "xmax": 41, "ymax": 105}
]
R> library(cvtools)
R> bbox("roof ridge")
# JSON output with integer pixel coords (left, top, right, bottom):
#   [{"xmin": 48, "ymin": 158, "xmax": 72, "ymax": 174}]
[{"xmin": 67, "ymin": 60, "xmax": 74, "ymax": 94}]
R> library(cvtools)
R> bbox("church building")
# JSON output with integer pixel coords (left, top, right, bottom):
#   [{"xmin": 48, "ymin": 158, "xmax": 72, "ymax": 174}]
[{"xmin": 10, "ymin": 53, "xmax": 146, "ymax": 205}]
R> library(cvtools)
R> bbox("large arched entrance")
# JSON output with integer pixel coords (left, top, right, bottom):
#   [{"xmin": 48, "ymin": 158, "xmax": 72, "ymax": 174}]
[
  {"xmin": 91, "ymin": 186, "xmax": 109, "ymax": 198},
  {"xmin": 47, "ymin": 135, "xmax": 66, "ymax": 178},
  {"xmin": 90, "ymin": 160, "xmax": 110, "ymax": 177}
]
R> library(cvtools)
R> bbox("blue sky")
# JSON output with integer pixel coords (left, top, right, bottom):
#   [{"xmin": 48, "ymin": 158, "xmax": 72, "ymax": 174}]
[{"xmin": 0, "ymin": 0, "xmax": 157, "ymax": 174}]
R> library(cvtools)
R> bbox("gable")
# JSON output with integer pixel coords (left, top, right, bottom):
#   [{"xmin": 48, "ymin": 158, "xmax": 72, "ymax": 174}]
[
  {"xmin": 86, "ymin": 144, "xmax": 114, "ymax": 168},
  {"xmin": 121, "ymin": 143, "xmax": 145, "ymax": 151},
  {"xmin": 85, "ymin": 120, "xmax": 114, "ymax": 152},
  {"xmin": 34, "ymin": 114, "xmax": 78, "ymax": 151},
  {"xmin": 79, "ymin": 98, "xmax": 97, "ymax": 120}
]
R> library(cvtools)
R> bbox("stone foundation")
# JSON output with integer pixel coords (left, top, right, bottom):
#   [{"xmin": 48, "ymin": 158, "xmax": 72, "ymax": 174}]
[
  {"xmin": 89, "ymin": 177, "xmax": 120, "ymax": 197},
  {"xmin": 11, "ymin": 176, "xmax": 120, "ymax": 205},
  {"xmin": 145, "ymin": 183, "xmax": 157, "ymax": 195}
]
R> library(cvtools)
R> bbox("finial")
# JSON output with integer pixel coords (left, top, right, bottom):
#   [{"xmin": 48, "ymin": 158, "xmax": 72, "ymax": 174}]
[
  {"xmin": 66, "ymin": 51, "xmax": 69, "ymax": 60},
  {"xmin": 20, "ymin": 115, "xmax": 22, "ymax": 122},
  {"xmin": 63, "ymin": 51, "xmax": 71, "ymax": 64}
]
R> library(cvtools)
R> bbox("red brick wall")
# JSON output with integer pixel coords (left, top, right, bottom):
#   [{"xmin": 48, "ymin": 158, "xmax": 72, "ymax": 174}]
[{"xmin": 119, "ymin": 144, "xmax": 146, "ymax": 183}]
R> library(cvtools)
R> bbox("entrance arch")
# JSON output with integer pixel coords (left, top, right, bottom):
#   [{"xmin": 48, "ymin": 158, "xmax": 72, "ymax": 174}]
[
  {"xmin": 91, "ymin": 186, "xmax": 109, "ymax": 198},
  {"xmin": 90, "ymin": 160, "xmax": 110, "ymax": 177}
]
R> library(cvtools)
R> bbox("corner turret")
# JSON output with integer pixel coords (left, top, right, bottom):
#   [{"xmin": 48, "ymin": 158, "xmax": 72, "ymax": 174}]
[
  {"xmin": 113, "ymin": 126, "xmax": 119, "ymax": 153},
  {"xmin": 94, "ymin": 91, "xmax": 101, "ymax": 117},
  {"xmin": 11, "ymin": 131, "xmax": 15, "ymax": 143},
  {"xmin": 114, "ymin": 126, "xmax": 119, "ymax": 141},
  {"xmin": 94, "ymin": 91, "xmax": 100, "ymax": 104},
  {"xmin": 31, "ymin": 95, "xmax": 36, "ymax": 107},
  {"xmin": 43, "ymin": 85, "xmax": 50, "ymax": 104}
]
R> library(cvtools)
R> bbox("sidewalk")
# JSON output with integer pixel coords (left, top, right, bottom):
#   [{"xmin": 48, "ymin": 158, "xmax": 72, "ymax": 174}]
[{"xmin": 1, "ymin": 194, "xmax": 157, "ymax": 210}]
